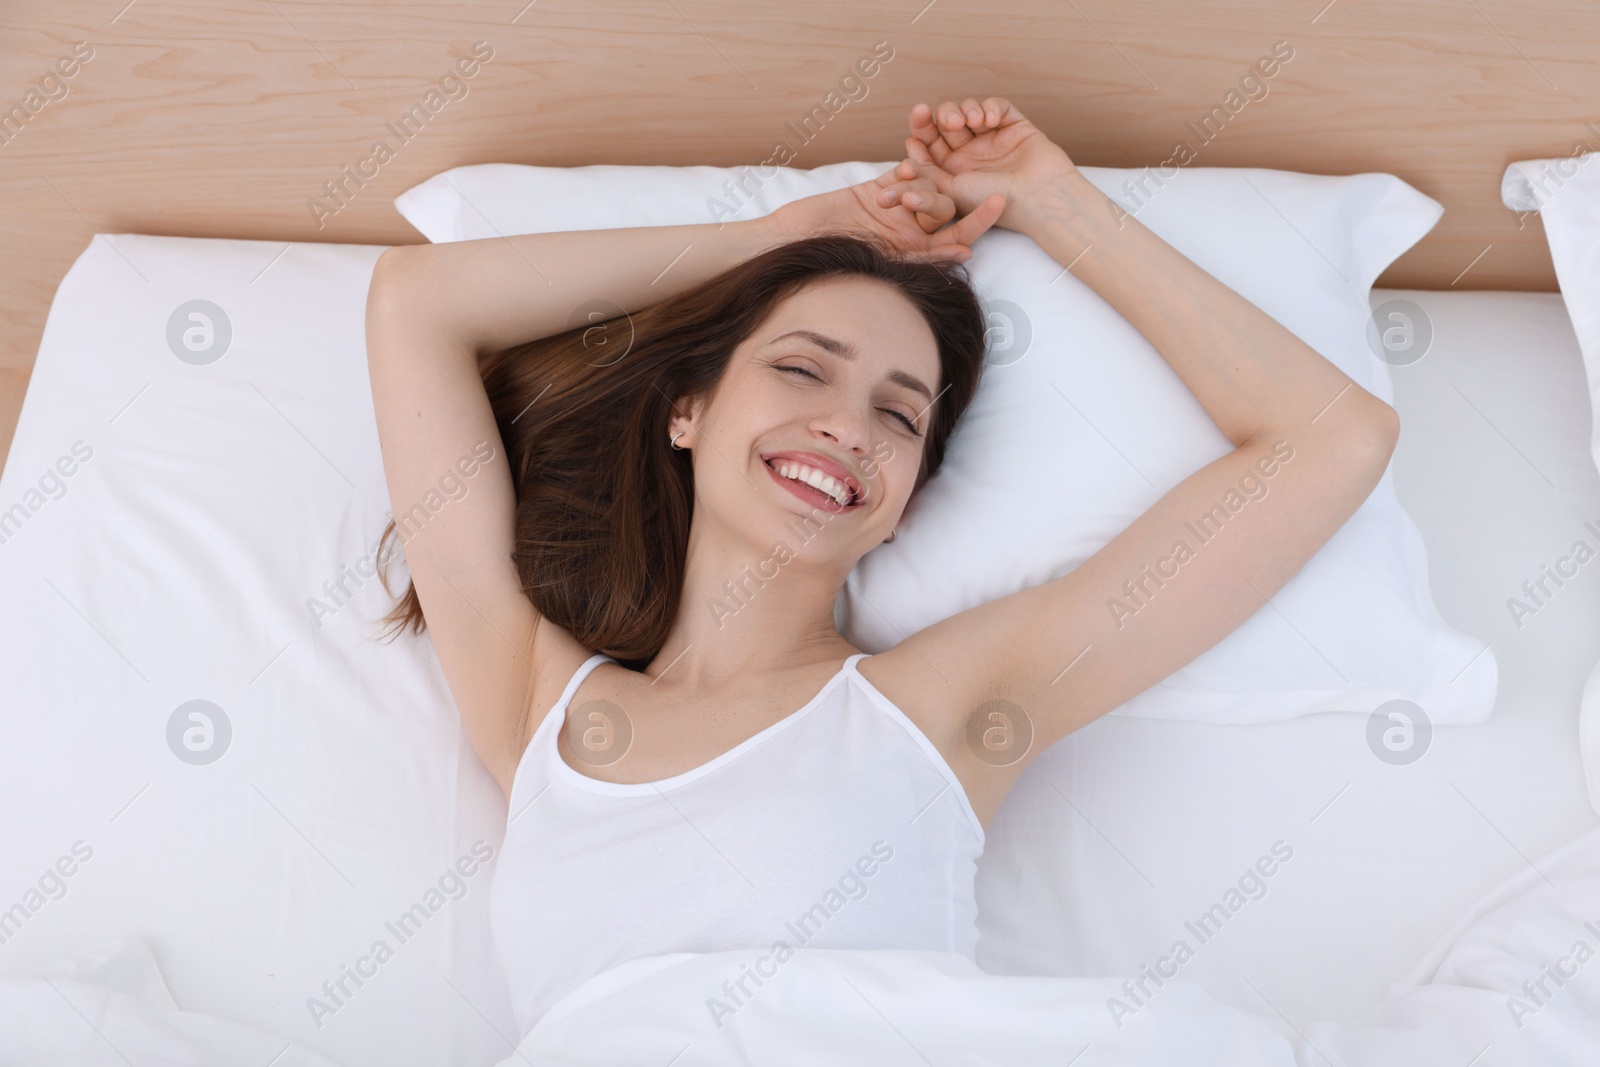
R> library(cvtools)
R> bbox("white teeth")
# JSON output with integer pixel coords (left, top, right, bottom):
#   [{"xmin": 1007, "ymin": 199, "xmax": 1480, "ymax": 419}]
[{"xmin": 774, "ymin": 461, "xmax": 852, "ymax": 508}]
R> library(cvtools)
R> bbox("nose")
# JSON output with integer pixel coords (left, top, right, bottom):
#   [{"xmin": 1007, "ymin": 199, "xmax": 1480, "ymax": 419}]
[{"xmin": 809, "ymin": 396, "xmax": 873, "ymax": 456}]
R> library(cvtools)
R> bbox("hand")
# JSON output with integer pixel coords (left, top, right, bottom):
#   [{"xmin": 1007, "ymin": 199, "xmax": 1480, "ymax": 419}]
[
  {"xmin": 770, "ymin": 157, "xmax": 1006, "ymax": 264},
  {"xmin": 904, "ymin": 97, "xmax": 1076, "ymax": 234}
]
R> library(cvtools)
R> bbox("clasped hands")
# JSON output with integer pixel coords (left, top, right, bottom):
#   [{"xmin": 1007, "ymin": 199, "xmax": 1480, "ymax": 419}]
[{"xmin": 770, "ymin": 96, "xmax": 1078, "ymax": 264}]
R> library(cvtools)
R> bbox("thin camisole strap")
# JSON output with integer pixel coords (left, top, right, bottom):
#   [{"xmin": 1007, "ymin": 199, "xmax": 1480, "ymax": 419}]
[
  {"xmin": 544, "ymin": 652, "xmax": 614, "ymax": 730},
  {"xmin": 842, "ymin": 651, "xmax": 985, "ymax": 846},
  {"xmin": 508, "ymin": 652, "xmax": 616, "ymax": 807}
]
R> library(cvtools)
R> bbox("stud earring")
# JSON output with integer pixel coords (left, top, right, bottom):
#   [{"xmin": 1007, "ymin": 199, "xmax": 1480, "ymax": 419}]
[{"xmin": 671, "ymin": 430, "xmax": 686, "ymax": 450}]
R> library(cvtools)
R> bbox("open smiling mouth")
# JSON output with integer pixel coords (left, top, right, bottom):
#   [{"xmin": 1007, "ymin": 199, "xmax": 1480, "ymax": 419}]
[{"xmin": 762, "ymin": 457, "xmax": 864, "ymax": 513}]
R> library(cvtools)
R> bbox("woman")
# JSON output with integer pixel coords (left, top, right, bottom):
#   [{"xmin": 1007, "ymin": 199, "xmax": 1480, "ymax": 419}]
[{"xmin": 365, "ymin": 97, "xmax": 1398, "ymax": 1037}]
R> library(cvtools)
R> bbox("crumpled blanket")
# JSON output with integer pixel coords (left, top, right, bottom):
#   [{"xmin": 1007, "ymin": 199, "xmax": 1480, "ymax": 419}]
[{"xmin": 0, "ymin": 936, "xmax": 339, "ymax": 1067}]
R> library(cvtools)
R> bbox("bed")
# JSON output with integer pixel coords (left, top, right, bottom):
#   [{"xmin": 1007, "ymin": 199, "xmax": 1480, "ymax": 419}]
[
  {"xmin": 1, "ymin": 235, "xmax": 1597, "ymax": 1064},
  {"xmin": 3, "ymin": 4, "xmax": 1600, "ymax": 1065}
]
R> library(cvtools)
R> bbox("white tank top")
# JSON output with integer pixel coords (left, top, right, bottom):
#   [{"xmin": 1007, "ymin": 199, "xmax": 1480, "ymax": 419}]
[{"xmin": 489, "ymin": 651, "xmax": 985, "ymax": 1036}]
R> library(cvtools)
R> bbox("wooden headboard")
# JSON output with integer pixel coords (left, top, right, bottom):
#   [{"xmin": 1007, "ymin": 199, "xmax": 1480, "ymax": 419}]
[{"xmin": 3, "ymin": 0, "xmax": 1597, "ymax": 470}]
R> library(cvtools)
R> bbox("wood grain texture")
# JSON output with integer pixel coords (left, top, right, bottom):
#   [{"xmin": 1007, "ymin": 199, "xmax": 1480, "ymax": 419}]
[{"xmin": 1, "ymin": 0, "xmax": 1596, "ymax": 472}]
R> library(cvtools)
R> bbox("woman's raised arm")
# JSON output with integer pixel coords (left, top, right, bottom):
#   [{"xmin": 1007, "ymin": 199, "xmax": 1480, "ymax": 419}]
[
  {"xmin": 374, "ymin": 217, "xmax": 789, "ymax": 359},
  {"xmin": 891, "ymin": 98, "xmax": 1400, "ymax": 826},
  {"xmin": 364, "ymin": 215, "xmax": 798, "ymax": 799}
]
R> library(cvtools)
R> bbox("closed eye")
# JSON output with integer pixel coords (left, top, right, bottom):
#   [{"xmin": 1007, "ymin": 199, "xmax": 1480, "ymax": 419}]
[{"xmin": 777, "ymin": 364, "xmax": 922, "ymax": 436}]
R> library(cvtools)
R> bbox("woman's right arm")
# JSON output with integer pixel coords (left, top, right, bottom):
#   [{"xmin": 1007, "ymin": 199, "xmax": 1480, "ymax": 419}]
[
  {"xmin": 365, "ymin": 159, "xmax": 981, "ymax": 799},
  {"xmin": 365, "ymin": 215, "xmax": 791, "ymax": 800}
]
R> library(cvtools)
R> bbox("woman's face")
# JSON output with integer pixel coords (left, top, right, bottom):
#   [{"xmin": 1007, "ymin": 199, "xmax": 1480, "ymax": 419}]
[{"xmin": 681, "ymin": 275, "xmax": 941, "ymax": 562}]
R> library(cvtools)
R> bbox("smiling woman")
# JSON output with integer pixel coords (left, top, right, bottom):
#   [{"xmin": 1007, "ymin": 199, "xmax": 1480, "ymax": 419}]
[
  {"xmin": 373, "ymin": 233, "xmax": 988, "ymax": 667},
  {"xmin": 363, "ymin": 95, "xmax": 1402, "ymax": 1043}
]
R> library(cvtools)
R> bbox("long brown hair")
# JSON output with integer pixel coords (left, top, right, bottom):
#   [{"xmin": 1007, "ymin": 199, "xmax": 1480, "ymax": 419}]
[{"xmin": 376, "ymin": 232, "xmax": 989, "ymax": 670}]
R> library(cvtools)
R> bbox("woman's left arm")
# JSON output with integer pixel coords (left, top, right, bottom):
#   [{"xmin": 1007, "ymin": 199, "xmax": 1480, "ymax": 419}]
[
  {"xmin": 1020, "ymin": 169, "xmax": 1396, "ymax": 451},
  {"xmin": 896, "ymin": 102, "xmax": 1398, "ymax": 820}
]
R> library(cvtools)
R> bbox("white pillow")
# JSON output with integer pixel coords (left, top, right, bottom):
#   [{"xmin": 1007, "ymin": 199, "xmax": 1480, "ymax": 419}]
[
  {"xmin": 0, "ymin": 235, "xmax": 518, "ymax": 1064},
  {"xmin": 1502, "ymin": 153, "xmax": 1600, "ymax": 469},
  {"xmin": 1503, "ymin": 152, "xmax": 1600, "ymax": 810},
  {"xmin": 395, "ymin": 162, "xmax": 1497, "ymax": 725}
]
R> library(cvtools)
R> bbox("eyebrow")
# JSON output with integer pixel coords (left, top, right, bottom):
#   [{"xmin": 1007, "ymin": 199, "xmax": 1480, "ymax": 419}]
[{"xmin": 765, "ymin": 329, "xmax": 935, "ymax": 404}]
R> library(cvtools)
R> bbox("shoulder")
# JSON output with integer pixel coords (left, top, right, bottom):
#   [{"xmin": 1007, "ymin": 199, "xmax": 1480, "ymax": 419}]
[
  {"xmin": 852, "ymin": 637, "xmax": 1034, "ymax": 831},
  {"xmin": 852, "ymin": 643, "xmax": 978, "ymax": 769},
  {"xmin": 514, "ymin": 623, "xmax": 610, "ymax": 765}
]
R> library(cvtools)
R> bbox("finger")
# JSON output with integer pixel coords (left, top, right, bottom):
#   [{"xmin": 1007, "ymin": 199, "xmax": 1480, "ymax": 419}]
[
  {"xmin": 938, "ymin": 100, "xmax": 975, "ymax": 147},
  {"xmin": 873, "ymin": 166, "xmax": 956, "ymax": 233},
  {"xmin": 894, "ymin": 185, "xmax": 955, "ymax": 232},
  {"xmin": 874, "ymin": 158, "xmax": 918, "ymax": 188},
  {"xmin": 908, "ymin": 139, "xmax": 940, "ymax": 175},
  {"xmin": 907, "ymin": 102, "xmax": 950, "ymax": 166},
  {"xmin": 902, "ymin": 140, "xmax": 957, "ymax": 195},
  {"xmin": 880, "ymin": 182, "xmax": 942, "ymax": 216},
  {"xmin": 981, "ymin": 95, "xmax": 1024, "ymax": 128},
  {"xmin": 911, "ymin": 191, "xmax": 957, "ymax": 232},
  {"xmin": 875, "ymin": 164, "xmax": 936, "ymax": 206},
  {"xmin": 960, "ymin": 97, "xmax": 985, "ymax": 130},
  {"xmin": 935, "ymin": 101, "xmax": 975, "ymax": 150},
  {"xmin": 943, "ymin": 192, "xmax": 1006, "ymax": 249},
  {"xmin": 882, "ymin": 173, "xmax": 940, "ymax": 198},
  {"xmin": 923, "ymin": 241, "xmax": 973, "ymax": 265},
  {"xmin": 876, "ymin": 175, "xmax": 934, "ymax": 206}
]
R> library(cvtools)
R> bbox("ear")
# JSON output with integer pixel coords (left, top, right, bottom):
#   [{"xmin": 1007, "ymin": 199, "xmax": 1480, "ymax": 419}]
[{"xmin": 669, "ymin": 391, "xmax": 707, "ymax": 445}]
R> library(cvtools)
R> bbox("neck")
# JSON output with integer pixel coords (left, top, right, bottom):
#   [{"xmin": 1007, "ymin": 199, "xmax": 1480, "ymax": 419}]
[{"xmin": 649, "ymin": 510, "xmax": 860, "ymax": 688}]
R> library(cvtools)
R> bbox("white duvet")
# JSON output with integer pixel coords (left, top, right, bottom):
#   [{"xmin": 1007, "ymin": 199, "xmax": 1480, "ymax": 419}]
[
  {"xmin": 504, "ymin": 821, "xmax": 1600, "ymax": 1067},
  {"xmin": 8, "ymin": 827, "xmax": 1598, "ymax": 1067}
]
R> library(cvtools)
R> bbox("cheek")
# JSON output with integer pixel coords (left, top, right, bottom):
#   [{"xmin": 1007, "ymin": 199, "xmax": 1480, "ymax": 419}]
[
  {"xmin": 862, "ymin": 438, "xmax": 921, "ymax": 508},
  {"xmin": 725, "ymin": 372, "xmax": 793, "ymax": 424}
]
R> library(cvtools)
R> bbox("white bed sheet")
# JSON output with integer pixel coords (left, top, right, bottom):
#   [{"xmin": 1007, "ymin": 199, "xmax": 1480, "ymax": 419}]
[
  {"xmin": 976, "ymin": 288, "xmax": 1600, "ymax": 1026},
  {"xmin": 0, "ymin": 236, "xmax": 1595, "ymax": 1063}
]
